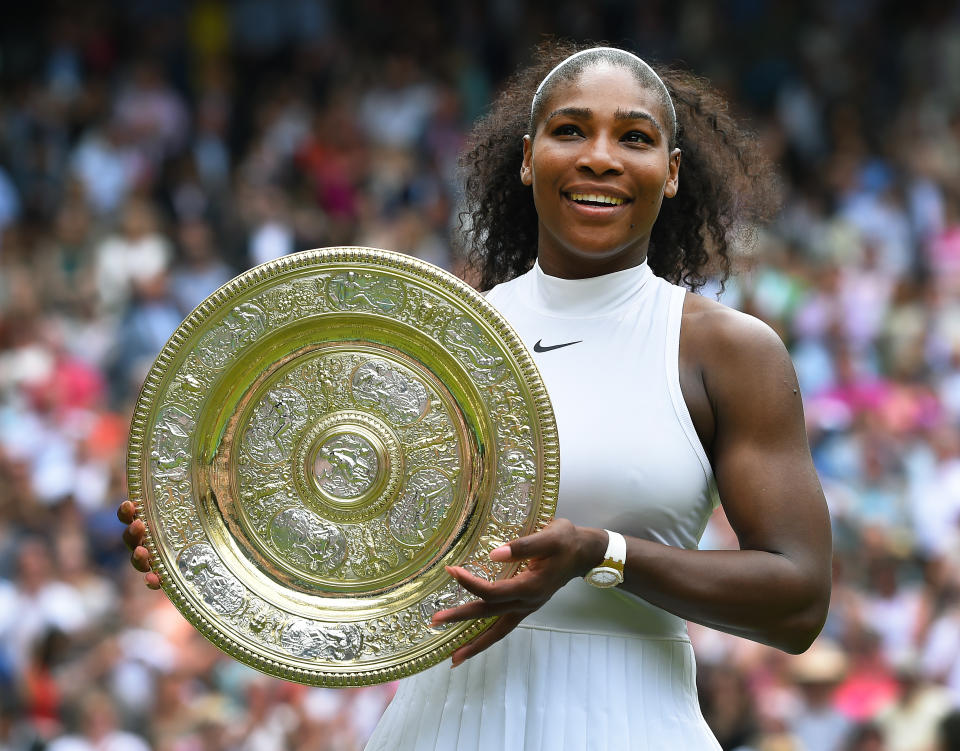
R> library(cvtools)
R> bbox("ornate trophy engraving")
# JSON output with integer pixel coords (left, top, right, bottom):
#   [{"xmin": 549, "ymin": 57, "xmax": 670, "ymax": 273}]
[{"xmin": 127, "ymin": 248, "xmax": 558, "ymax": 686}]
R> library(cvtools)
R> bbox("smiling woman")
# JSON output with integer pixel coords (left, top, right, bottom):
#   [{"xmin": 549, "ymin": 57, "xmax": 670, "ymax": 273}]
[{"xmin": 361, "ymin": 42, "xmax": 831, "ymax": 750}]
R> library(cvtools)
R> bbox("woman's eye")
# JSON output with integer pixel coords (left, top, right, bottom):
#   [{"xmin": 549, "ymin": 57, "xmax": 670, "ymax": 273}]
[
  {"xmin": 552, "ymin": 124, "xmax": 582, "ymax": 137},
  {"xmin": 622, "ymin": 131, "xmax": 653, "ymax": 144}
]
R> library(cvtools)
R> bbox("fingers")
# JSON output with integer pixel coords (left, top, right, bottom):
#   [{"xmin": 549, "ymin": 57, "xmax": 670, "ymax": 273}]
[
  {"xmin": 117, "ymin": 500, "xmax": 137, "ymax": 525},
  {"xmin": 132, "ymin": 548, "xmax": 162, "ymax": 589},
  {"xmin": 130, "ymin": 545, "xmax": 152, "ymax": 573},
  {"xmin": 119, "ymin": 500, "xmax": 161, "ymax": 591},
  {"xmin": 445, "ymin": 566, "xmax": 534, "ymax": 603},
  {"xmin": 450, "ymin": 613, "xmax": 524, "ymax": 667},
  {"xmin": 118, "ymin": 501, "xmax": 148, "ymax": 551},
  {"xmin": 122, "ymin": 519, "xmax": 146, "ymax": 550},
  {"xmin": 489, "ymin": 520, "xmax": 571, "ymax": 562},
  {"xmin": 431, "ymin": 597, "xmax": 526, "ymax": 625},
  {"xmin": 489, "ymin": 534, "xmax": 547, "ymax": 563},
  {"xmin": 436, "ymin": 521, "xmax": 581, "ymax": 668}
]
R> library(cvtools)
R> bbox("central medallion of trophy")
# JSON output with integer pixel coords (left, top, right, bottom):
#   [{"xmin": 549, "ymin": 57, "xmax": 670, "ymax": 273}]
[
  {"xmin": 295, "ymin": 409, "xmax": 401, "ymax": 522},
  {"xmin": 314, "ymin": 433, "xmax": 379, "ymax": 498}
]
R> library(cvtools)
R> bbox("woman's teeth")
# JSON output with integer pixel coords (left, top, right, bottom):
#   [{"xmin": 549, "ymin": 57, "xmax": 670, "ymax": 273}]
[{"xmin": 567, "ymin": 193, "xmax": 625, "ymax": 206}]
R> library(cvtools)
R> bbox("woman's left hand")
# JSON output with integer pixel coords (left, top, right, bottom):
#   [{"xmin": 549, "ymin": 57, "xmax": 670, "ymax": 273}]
[{"xmin": 431, "ymin": 518, "xmax": 607, "ymax": 667}]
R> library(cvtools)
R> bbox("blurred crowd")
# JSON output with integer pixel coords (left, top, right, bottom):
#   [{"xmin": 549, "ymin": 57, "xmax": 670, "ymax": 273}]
[{"xmin": 1, "ymin": 1, "xmax": 960, "ymax": 750}]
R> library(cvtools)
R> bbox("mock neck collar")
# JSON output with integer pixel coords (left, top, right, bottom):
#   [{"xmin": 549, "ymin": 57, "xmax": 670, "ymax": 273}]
[{"xmin": 529, "ymin": 258, "xmax": 654, "ymax": 317}]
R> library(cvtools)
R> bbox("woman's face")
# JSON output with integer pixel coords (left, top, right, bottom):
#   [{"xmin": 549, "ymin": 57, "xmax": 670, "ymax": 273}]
[{"xmin": 521, "ymin": 63, "xmax": 680, "ymax": 278}]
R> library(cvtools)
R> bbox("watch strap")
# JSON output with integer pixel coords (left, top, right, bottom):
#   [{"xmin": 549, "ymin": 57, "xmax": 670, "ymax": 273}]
[
  {"xmin": 601, "ymin": 529, "xmax": 626, "ymax": 567},
  {"xmin": 584, "ymin": 530, "xmax": 626, "ymax": 587}
]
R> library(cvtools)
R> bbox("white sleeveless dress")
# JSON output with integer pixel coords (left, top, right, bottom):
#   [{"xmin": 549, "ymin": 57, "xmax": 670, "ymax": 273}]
[{"xmin": 365, "ymin": 260, "xmax": 723, "ymax": 750}]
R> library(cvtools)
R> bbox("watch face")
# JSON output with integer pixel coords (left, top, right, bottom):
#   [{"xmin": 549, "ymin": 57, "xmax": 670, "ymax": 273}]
[{"xmin": 587, "ymin": 568, "xmax": 621, "ymax": 588}]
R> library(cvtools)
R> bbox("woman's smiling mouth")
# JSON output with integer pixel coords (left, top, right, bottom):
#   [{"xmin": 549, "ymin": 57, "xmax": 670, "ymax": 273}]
[{"xmin": 564, "ymin": 192, "xmax": 627, "ymax": 206}]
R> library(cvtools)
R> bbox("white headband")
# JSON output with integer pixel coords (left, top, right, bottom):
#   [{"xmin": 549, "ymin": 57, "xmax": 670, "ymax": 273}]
[{"xmin": 530, "ymin": 46, "xmax": 676, "ymax": 130}]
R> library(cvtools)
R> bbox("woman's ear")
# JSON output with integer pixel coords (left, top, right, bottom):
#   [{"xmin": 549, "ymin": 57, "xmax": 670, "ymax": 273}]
[
  {"xmin": 664, "ymin": 148, "xmax": 681, "ymax": 198},
  {"xmin": 520, "ymin": 135, "xmax": 533, "ymax": 186}
]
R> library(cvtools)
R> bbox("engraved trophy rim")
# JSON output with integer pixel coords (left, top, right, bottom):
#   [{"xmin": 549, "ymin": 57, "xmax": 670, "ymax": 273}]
[{"xmin": 127, "ymin": 247, "xmax": 559, "ymax": 686}]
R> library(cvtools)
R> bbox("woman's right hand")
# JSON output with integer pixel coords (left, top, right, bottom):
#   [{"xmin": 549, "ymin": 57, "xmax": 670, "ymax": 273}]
[{"xmin": 118, "ymin": 500, "xmax": 162, "ymax": 590}]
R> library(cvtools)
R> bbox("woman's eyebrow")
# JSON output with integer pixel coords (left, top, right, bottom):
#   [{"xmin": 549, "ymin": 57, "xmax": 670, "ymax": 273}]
[
  {"xmin": 544, "ymin": 106, "xmax": 592, "ymax": 123},
  {"xmin": 614, "ymin": 109, "xmax": 663, "ymax": 135}
]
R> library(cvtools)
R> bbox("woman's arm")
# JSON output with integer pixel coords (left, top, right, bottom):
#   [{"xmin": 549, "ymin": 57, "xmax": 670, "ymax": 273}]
[
  {"xmin": 617, "ymin": 304, "xmax": 832, "ymax": 652},
  {"xmin": 435, "ymin": 303, "xmax": 832, "ymax": 664}
]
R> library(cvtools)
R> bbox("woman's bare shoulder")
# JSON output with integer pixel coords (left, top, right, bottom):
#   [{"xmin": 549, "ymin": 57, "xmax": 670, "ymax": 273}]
[
  {"xmin": 682, "ymin": 291, "xmax": 792, "ymax": 373},
  {"xmin": 680, "ymin": 290, "xmax": 800, "ymax": 434}
]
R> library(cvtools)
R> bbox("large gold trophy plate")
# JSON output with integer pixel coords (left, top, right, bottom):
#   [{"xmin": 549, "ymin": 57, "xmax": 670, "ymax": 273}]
[{"xmin": 127, "ymin": 248, "xmax": 558, "ymax": 686}]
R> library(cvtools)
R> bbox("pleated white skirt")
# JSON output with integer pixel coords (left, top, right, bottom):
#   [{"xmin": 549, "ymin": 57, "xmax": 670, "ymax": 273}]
[{"xmin": 365, "ymin": 624, "xmax": 721, "ymax": 750}]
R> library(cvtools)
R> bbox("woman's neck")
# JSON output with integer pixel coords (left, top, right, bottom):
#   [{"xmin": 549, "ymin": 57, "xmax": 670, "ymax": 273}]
[{"xmin": 535, "ymin": 244, "xmax": 650, "ymax": 280}]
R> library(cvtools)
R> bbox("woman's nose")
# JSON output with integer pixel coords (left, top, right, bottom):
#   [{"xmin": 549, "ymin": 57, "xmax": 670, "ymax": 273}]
[{"xmin": 576, "ymin": 136, "xmax": 623, "ymax": 175}]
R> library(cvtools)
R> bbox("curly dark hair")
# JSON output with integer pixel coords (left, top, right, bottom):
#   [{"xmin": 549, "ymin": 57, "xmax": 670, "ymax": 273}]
[{"xmin": 457, "ymin": 40, "xmax": 781, "ymax": 292}]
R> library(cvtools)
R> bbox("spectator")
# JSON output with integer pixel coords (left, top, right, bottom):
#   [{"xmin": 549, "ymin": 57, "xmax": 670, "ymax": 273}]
[
  {"xmin": 788, "ymin": 639, "xmax": 854, "ymax": 751},
  {"xmin": 169, "ymin": 218, "xmax": 235, "ymax": 315},
  {"xmin": 877, "ymin": 651, "xmax": 953, "ymax": 751},
  {"xmin": 94, "ymin": 198, "xmax": 172, "ymax": 317}
]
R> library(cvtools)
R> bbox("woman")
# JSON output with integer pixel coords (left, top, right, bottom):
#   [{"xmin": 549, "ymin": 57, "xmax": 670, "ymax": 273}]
[{"xmin": 120, "ymin": 42, "xmax": 832, "ymax": 749}]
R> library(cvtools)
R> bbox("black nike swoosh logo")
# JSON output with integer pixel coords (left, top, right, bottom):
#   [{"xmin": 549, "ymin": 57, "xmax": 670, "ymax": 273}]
[{"xmin": 533, "ymin": 339, "xmax": 582, "ymax": 353}]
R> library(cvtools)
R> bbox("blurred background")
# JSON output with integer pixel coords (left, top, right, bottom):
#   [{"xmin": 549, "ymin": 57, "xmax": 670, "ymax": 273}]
[{"xmin": 1, "ymin": 1, "xmax": 960, "ymax": 749}]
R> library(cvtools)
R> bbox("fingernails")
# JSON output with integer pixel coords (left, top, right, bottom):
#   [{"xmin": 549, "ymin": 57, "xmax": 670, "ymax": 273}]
[{"xmin": 489, "ymin": 545, "xmax": 511, "ymax": 561}]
